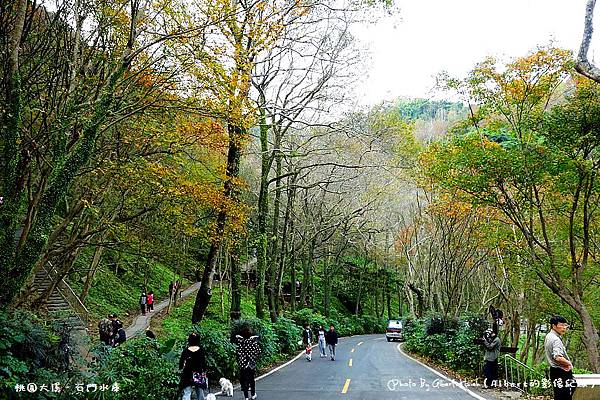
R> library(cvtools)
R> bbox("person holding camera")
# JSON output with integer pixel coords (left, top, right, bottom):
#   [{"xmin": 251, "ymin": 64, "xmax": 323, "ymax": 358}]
[
  {"xmin": 482, "ymin": 328, "xmax": 500, "ymax": 388},
  {"xmin": 544, "ymin": 316, "xmax": 576, "ymax": 400}
]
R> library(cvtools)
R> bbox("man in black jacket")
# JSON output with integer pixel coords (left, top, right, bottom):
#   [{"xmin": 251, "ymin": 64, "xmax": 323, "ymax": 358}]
[{"xmin": 325, "ymin": 325, "xmax": 338, "ymax": 361}]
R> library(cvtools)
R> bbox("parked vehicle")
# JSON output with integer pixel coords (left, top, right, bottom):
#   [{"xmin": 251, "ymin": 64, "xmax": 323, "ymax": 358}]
[{"xmin": 385, "ymin": 320, "xmax": 403, "ymax": 342}]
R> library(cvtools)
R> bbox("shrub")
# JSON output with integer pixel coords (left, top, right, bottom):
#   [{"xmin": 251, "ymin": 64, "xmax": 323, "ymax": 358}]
[
  {"xmin": 447, "ymin": 321, "xmax": 482, "ymax": 372},
  {"xmin": 402, "ymin": 318, "xmax": 427, "ymax": 354},
  {"xmin": 0, "ymin": 310, "xmax": 86, "ymax": 399},
  {"xmin": 191, "ymin": 321, "xmax": 236, "ymax": 380},
  {"xmin": 403, "ymin": 316, "xmax": 486, "ymax": 375},
  {"xmin": 272, "ymin": 317, "xmax": 302, "ymax": 355},
  {"xmin": 358, "ymin": 315, "xmax": 387, "ymax": 334},
  {"xmin": 94, "ymin": 337, "xmax": 180, "ymax": 400},
  {"xmin": 292, "ymin": 309, "xmax": 327, "ymax": 331}
]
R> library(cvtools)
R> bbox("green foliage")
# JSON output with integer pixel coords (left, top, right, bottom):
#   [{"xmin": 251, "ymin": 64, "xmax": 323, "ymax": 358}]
[
  {"xmin": 403, "ymin": 316, "xmax": 489, "ymax": 375},
  {"xmin": 447, "ymin": 319, "xmax": 485, "ymax": 372},
  {"xmin": 94, "ymin": 337, "xmax": 180, "ymax": 400},
  {"xmin": 395, "ymin": 98, "xmax": 465, "ymax": 121},
  {"xmin": 291, "ymin": 308, "xmax": 328, "ymax": 331},
  {"xmin": 191, "ymin": 321, "xmax": 236, "ymax": 380},
  {"xmin": 160, "ymin": 297, "xmax": 197, "ymax": 340},
  {"xmin": 291, "ymin": 308, "xmax": 386, "ymax": 337},
  {"xmin": 69, "ymin": 253, "xmax": 186, "ymax": 321},
  {"xmin": 0, "ymin": 310, "xmax": 86, "ymax": 399},
  {"xmin": 272, "ymin": 317, "xmax": 302, "ymax": 355}
]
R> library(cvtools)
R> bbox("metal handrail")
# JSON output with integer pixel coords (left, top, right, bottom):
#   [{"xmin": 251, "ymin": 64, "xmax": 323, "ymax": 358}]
[
  {"xmin": 40, "ymin": 262, "xmax": 90, "ymax": 326},
  {"xmin": 503, "ymin": 354, "xmax": 543, "ymax": 393}
]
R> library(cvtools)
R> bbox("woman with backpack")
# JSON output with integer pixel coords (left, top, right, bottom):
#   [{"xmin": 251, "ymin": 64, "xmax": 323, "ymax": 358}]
[
  {"xmin": 236, "ymin": 326, "xmax": 261, "ymax": 400},
  {"xmin": 179, "ymin": 332, "xmax": 208, "ymax": 400}
]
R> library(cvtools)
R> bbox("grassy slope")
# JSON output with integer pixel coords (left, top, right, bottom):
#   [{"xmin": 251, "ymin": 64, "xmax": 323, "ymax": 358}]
[
  {"xmin": 68, "ymin": 251, "xmax": 188, "ymax": 321},
  {"xmin": 155, "ymin": 284, "xmax": 256, "ymax": 341}
]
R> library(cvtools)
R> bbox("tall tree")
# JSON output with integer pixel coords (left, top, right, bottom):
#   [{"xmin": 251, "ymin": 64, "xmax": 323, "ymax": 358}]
[{"xmin": 425, "ymin": 49, "xmax": 600, "ymax": 371}]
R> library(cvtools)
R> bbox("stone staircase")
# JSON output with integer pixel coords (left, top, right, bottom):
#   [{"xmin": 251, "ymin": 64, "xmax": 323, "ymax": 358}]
[{"xmin": 32, "ymin": 264, "xmax": 90, "ymax": 333}]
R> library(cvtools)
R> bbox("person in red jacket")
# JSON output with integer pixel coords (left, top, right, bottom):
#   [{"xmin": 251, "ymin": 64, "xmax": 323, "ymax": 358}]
[{"xmin": 147, "ymin": 291, "xmax": 154, "ymax": 312}]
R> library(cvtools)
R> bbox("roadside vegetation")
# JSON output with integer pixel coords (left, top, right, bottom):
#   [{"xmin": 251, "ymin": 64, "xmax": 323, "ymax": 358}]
[{"xmin": 2, "ymin": 1, "xmax": 600, "ymax": 399}]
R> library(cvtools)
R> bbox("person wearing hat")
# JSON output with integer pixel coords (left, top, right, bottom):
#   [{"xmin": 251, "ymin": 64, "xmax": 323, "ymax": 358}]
[
  {"xmin": 482, "ymin": 328, "xmax": 500, "ymax": 388},
  {"xmin": 544, "ymin": 316, "xmax": 576, "ymax": 400}
]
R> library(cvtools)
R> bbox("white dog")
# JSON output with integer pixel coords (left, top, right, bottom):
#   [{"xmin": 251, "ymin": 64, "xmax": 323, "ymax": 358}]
[
  {"xmin": 206, "ymin": 394, "xmax": 216, "ymax": 400},
  {"xmin": 218, "ymin": 377, "xmax": 234, "ymax": 397}
]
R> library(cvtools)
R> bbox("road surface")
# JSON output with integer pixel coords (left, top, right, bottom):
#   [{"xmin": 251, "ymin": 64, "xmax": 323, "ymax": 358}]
[{"xmin": 236, "ymin": 334, "xmax": 492, "ymax": 400}]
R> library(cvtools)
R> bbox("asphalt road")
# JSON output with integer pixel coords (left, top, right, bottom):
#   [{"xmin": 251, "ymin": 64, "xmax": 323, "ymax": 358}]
[{"xmin": 237, "ymin": 334, "xmax": 492, "ymax": 400}]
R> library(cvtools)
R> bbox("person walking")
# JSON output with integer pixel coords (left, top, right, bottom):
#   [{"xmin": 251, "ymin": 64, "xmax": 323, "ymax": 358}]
[
  {"xmin": 236, "ymin": 326, "xmax": 261, "ymax": 400},
  {"xmin": 482, "ymin": 328, "xmax": 500, "ymax": 388},
  {"xmin": 544, "ymin": 316, "xmax": 577, "ymax": 400},
  {"xmin": 325, "ymin": 325, "xmax": 338, "ymax": 361},
  {"xmin": 147, "ymin": 291, "xmax": 154, "ymax": 312},
  {"xmin": 302, "ymin": 324, "xmax": 313, "ymax": 361},
  {"xmin": 139, "ymin": 292, "xmax": 147, "ymax": 315},
  {"xmin": 179, "ymin": 332, "xmax": 208, "ymax": 400},
  {"xmin": 317, "ymin": 326, "xmax": 326, "ymax": 358}
]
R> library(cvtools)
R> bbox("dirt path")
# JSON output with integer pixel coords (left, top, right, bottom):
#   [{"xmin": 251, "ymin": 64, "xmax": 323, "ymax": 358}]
[{"xmin": 124, "ymin": 282, "xmax": 201, "ymax": 338}]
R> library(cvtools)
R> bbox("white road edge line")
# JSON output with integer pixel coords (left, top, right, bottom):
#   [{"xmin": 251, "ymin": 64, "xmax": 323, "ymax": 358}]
[
  {"xmin": 395, "ymin": 344, "xmax": 488, "ymax": 400},
  {"xmin": 254, "ymin": 343, "xmax": 318, "ymax": 383}
]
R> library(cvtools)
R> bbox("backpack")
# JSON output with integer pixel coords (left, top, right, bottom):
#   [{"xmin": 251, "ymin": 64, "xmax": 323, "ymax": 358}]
[{"xmin": 99, "ymin": 319, "xmax": 112, "ymax": 336}]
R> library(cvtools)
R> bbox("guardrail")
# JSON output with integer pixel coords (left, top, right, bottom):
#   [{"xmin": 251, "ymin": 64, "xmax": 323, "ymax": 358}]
[
  {"xmin": 573, "ymin": 374, "xmax": 600, "ymax": 400},
  {"xmin": 41, "ymin": 262, "xmax": 90, "ymax": 328},
  {"xmin": 503, "ymin": 354, "xmax": 548, "ymax": 394}
]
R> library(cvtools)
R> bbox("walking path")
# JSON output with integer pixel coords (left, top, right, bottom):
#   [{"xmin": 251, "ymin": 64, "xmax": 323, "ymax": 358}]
[{"xmin": 124, "ymin": 282, "xmax": 201, "ymax": 338}]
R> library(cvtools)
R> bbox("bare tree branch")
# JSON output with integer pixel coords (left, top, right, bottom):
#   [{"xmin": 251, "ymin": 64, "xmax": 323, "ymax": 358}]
[{"xmin": 576, "ymin": 0, "xmax": 600, "ymax": 82}]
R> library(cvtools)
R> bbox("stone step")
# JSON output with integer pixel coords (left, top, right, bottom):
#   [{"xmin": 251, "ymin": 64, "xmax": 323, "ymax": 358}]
[
  {"xmin": 47, "ymin": 300, "xmax": 69, "ymax": 306},
  {"xmin": 48, "ymin": 307, "xmax": 71, "ymax": 312},
  {"xmin": 48, "ymin": 299, "xmax": 69, "ymax": 306}
]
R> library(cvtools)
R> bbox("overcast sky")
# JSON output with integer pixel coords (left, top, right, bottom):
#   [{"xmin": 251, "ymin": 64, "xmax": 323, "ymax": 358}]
[{"xmin": 351, "ymin": 0, "xmax": 600, "ymax": 105}]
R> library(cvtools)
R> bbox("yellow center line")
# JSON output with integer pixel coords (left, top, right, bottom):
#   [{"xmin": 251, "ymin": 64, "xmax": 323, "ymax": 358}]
[
  {"xmin": 349, "ymin": 358, "xmax": 353, "ymax": 367},
  {"xmin": 357, "ymin": 341, "xmax": 364, "ymax": 346},
  {"xmin": 350, "ymin": 348, "xmax": 355, "ymax": 353},
  {"xmin": 342, "ymin": 378, "xmax": 351, "ymax": 394}
]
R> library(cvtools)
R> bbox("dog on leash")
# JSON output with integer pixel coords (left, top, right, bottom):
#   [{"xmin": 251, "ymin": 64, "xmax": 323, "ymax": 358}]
[{"xmin": 218, "ymin": 377, "xmax": 234, "ymax": 396}]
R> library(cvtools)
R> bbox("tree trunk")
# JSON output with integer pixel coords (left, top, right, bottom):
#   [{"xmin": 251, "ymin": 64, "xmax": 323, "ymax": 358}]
[
  {"xmin": 192, "ymin": 124, "xmax": 243, "ymax": 324},
  {"xmin": 290, "ymin": 230, "xmax": 297, "ymax": 313},
  {"xmin": 80, "ymin": 245, "xmax": 105, "ymax": 303},
  {"xmin": 266, "ymin": 126, "xmax": 283, "ymax": 322},
  {"xmin": 275, "ymin": 171, "xmax": 297, "ymax": 314},
  {"xmin": 573, "ymin": 296, "xmax": 600, "ymax": 372},
  {"xmin": 355, "ymin": 268, "xmax": 363, "ymax": 315},
  {"xmin": 230, "ymin": 248, "xmax": 242, "ymax": 321},
  {"xmin": 386, "ymin": 287, "xmax": 392, "ymax": 320},
  {"xmin": 323, "ymin": 273, "xmax": 332, "ymax": 317},
  {"xmin": 255, "ymin": 103, "xmax": 270, "ymax": 320},
  {"xmin": 219, "ymin": 250, "xmax": 226, "ymax": 319},
  {"xmin": 0, "ymin": 0, "xmax": 29, "ymax": 299}
]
